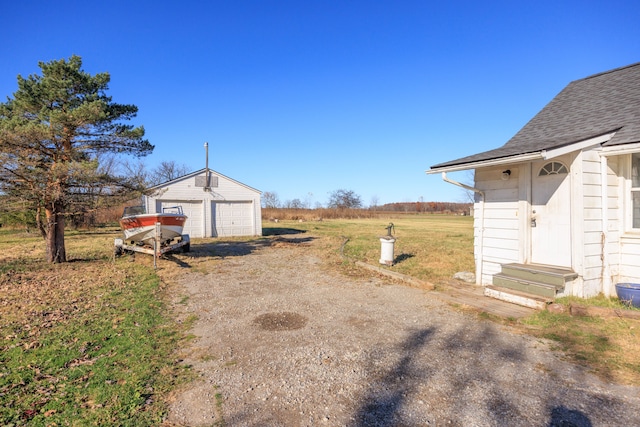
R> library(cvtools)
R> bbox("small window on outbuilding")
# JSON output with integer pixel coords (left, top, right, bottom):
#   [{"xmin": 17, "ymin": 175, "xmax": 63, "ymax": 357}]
[{"xmin": 538, "ymin": 161, "xmax": 568, "ymax": 176}]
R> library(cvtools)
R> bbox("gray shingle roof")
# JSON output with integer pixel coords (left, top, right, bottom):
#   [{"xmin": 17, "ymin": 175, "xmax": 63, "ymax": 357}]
[{"xmin": 431, "ymin": 62, "xmax": 640, "ymax": 170}]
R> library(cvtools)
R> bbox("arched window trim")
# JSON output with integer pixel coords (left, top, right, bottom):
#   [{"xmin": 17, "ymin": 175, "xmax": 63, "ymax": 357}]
[{"xmin": 538, "ymin": 161, "xmax": 569, "ymax": 176}]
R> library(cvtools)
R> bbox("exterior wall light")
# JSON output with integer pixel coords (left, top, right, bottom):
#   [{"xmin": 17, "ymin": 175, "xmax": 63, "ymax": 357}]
[{"xmin": 501, "ymin": 169, "xmax": 511, "ymax": 181}]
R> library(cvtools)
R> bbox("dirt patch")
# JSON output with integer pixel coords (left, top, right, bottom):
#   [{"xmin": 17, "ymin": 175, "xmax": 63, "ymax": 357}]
[
  {"xmin": 253, "ymin": 312, "xmax": 308, "ymax": 331},
  {"xmin": 163, "ymin": 235, "xmax": 640, "ymax": 426}
]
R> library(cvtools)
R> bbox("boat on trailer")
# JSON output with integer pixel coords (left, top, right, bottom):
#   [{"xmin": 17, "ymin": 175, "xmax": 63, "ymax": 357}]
[
  {"xmin": 115, "ymin": 206, "xmax": 190, "ymax": 264},
  {"xmin": 119, "ymin": 205, "xmax": 187, "ymax": 245}
]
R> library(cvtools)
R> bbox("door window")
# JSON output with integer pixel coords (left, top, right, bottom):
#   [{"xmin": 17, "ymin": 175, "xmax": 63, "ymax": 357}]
[{"xmin": 538, "ymin": 161, "xmax": 568, "ymax": 176}]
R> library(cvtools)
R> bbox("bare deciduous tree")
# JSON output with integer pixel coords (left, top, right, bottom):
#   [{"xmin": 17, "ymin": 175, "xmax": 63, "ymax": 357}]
[
  {"xmin": 327, "ymin": 189, "xmax": 362, "ymax": 209},
  {"xmin": 149, "ymin": 160, "xmax": 190, "ymax": 186},
  {"xmin": 262, "ymin": 191, "xmax": 280, "ymax": 208}
]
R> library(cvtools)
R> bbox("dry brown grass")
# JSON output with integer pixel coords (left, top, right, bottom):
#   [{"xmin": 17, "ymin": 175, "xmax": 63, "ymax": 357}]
[
  {"xmin": 263, "ymin": 207, "xmax": 381, "ymax": 221},
  {"xmin": 517, "ymin": 306, "xmax": 640, "ymax": 385},
  {"xmin": 0, "ymin": 230, "xmax": 124, "ymax": 323}
]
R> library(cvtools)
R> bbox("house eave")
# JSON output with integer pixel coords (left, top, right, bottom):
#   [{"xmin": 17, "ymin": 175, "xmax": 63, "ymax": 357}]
[
  {"xmin": 426, "ymin": 152, "xmax": 544, "ymax": 174},
  {"xmin": 427, "ymin": 131, "xmax": 618, "ymax": 174},
  {"xmin": 543, "ymin": 131, "xmax": 617, "ymax": 159},
  {"xmin": 599, "ymin": 141, "xmax": 640, "ymax": 157}
]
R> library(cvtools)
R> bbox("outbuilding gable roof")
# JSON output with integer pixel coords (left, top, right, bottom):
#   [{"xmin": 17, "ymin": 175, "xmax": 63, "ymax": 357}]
[
  {"xmin": 430, "ymin": 62, "xmax": 640, "ymax": 171},
  {"xmin": 149, "ymin": 168, "xmax": 261, "ymax": 194}
]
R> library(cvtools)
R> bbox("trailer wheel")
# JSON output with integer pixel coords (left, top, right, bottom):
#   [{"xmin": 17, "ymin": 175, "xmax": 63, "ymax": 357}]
[
  {"xmin": 114, "ymin": 239, "xmax": 124, "ymax": 257},
  {"xmin": 182, "ymin": 243, "xmax": 190, "ymax": 253}
]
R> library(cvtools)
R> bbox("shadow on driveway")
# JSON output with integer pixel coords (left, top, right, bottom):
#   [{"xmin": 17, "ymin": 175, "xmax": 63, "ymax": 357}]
[
  {"xmin": 352, "ymin": 328, "xmax": 435, "ymax": 426},
  {"xmin": 163, "ymin": 231, "xmax": 316, "ymax": 267},
  {"xmin": 262, "ymin": 227, "xmax": 307, "ymax": 236}
]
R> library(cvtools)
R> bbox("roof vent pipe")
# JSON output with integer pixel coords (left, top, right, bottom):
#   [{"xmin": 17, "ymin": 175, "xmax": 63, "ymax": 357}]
[
  {"xmin": 441, "ymin": 172, "xmax": 485, "ymax": 286},
  {"xmin": 204, "ymin": 142, "xmax": 210, "ymax": 190}
]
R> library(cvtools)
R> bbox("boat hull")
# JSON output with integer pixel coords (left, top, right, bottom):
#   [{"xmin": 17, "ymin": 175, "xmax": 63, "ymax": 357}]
[{"xmin": 119, "ymin": 213, "xmax": 187, "ymax": 245}]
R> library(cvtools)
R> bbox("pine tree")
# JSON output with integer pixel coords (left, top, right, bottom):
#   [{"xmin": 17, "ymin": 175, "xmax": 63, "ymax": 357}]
[{"xmin": 0, "ymin": 56, "xmax": 153, "ymax": 262}]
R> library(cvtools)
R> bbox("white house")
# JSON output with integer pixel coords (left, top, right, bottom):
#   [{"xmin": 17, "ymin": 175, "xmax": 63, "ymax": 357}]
[
  {"xmin": 428, "ymin": 62, "xmax": 640, "ymax": 304},
  {"xmin": 144, "ymin": 168, "xmax": 262, "ymax": 238}
]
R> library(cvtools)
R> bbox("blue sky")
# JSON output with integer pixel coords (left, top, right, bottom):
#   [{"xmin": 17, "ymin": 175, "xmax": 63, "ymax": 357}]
[{"xmin": 1, "ymin": 1, "xmax": 638, "ymax": 206}]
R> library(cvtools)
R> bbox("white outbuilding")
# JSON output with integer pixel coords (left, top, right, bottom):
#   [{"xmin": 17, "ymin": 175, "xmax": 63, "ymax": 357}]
[{"xmin": 143, "ymin": 168, "xmax": 262, "ymax": 238}]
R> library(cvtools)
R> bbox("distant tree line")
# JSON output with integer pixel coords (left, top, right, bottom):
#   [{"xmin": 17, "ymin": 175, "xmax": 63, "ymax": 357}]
[
  {"xmin": 262, "ymin": 190, "xmax": 471, "ymax": 214},
  {"xmin": 376, "ymin": 201, "xmax": 471, "ymax": 215},
  {"xmin": 263, "ymin": 189, "xmax": 363, "ymax": 210}
]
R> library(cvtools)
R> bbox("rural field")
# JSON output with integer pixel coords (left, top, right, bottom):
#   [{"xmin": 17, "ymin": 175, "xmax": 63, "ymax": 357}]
[
  {"xmin": 1, "ymin": 215, "xmax": 639, "ymax": 425},
  {"xmin": 263, "ymin": 214, "xmax": 476, "ymax": 283}
]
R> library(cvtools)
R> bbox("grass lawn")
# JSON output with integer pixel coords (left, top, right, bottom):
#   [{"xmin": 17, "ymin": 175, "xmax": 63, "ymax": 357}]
[
  {"xmin": 263, "ymin": 214, "xmax": 476, "ymax": 284},
  {"xmin": 1, "ymin": 214, "xmax": 638, "ymax": 426},
  {"xmin": 0, "ymin": 228, "xmax": 189, "ymax": 426}
]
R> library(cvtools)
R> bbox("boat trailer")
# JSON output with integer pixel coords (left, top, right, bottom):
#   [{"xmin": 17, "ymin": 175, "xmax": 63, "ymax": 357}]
[{"xmin": 114, "ymin": 222, "xmax": 190, "ymax": 268}]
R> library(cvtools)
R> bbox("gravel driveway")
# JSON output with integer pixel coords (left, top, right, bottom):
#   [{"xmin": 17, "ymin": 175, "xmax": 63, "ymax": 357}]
[{"xmin": 165, "ymin": 235, "xmax": 640, "ymax": 426}]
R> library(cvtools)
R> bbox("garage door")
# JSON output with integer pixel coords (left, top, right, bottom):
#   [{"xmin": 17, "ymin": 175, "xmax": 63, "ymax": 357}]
[
  {"xmin": 212, "ymin": 201, "xmax": 254, "ymax": 237},
  {"xmin": 159, "ymin": 200, "xmax": 203, "ymax": 238}
]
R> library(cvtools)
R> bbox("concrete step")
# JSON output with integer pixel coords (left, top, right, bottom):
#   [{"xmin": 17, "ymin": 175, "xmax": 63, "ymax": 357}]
[
  {"xmin": 500, "ymin": 263, "xmax": 577, "ymax": 288},
  {"xmin": 492, "ymin": 273, "xmax": 562, "ymax": 298},
  {"xmin": 484, "ymin": 285, "xmax": 552, "ymax": 310}
]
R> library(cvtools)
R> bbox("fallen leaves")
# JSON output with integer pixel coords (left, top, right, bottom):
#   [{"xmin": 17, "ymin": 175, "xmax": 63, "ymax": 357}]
[{"xmin": 1, "ymin": 230, "xmax": 181, "ymax": 425}]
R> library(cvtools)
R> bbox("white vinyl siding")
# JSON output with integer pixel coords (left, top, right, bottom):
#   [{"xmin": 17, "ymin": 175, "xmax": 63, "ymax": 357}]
[
  {"xmin": 631, "ymin": 153, "xmax": 640, "ymax": 229},
  {"xmin": 604, "ymin": 156, "xmax": 622, "ymax": 290},
  {"xmin": 617, "ymin": 153, "xmax": 640, "ymax": 285},
  {"xmin": 620, "ymin": 236, "xmax": 640, "ymax": 281},
  {"xmin": 577, "ymin": 151, "xmax": 640, "ymax": 296},
  {"xmin": 580, "ymin": 152, "xmax": 606, "ymax": 296},
  {"xmin": 574, "ymin": 151, "xmax": 628, "ymax": 297},
  {"xmin": 474, "ymin": 167, "xmax": 521, "ymax": 284}
]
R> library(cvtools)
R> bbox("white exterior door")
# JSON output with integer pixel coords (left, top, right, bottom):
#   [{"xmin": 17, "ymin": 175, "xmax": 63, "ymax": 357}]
[{"xmin": 530, "ymin": 160, "xmax": 572, "ymax": 267}]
